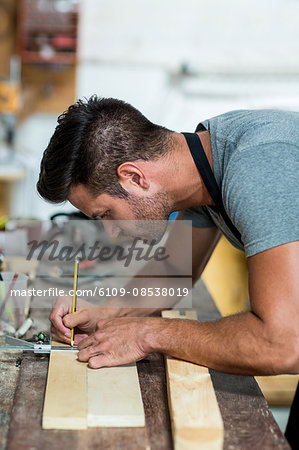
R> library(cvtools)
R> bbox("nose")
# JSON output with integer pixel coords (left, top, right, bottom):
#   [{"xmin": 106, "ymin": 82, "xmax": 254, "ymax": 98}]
[{"xmin": 102, "ymin": 220, "xmax": 121, "ymax": 238}]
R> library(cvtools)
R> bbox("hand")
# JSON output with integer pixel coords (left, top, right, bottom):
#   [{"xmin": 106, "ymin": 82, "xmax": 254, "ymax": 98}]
[
  {"xmin": 49, "ymin": 296, "xmax": 114, "ymax": 345},
  {"xmin": 77, "ymin": 317, "xmax": 155, "ymax": 368}
]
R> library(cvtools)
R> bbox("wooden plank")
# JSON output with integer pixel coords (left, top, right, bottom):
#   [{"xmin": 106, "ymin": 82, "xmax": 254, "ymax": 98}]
[
  {"xmin": 162, "ymin": 310, "xmax": 198, "ymax": 320},
  {"xmin": 7, "ymin": 353, "xmax": 150, "ymax": 450},
  {"xmin": 5, "ymin": 350, "xmax": 289, "ymax": 450},
  {"xmin": 137, "ymin": 353, "xmax": 173, "ymax": 449},
  {"xmin": 42, "ymin": 350, "xmax": 87, "ymax": 430},
  {"xmin": 210, "ymin": 369, "xmax": 290, "ymax": 449},
  {"xmin": 256, "ymin": 374, "xmax": 299, "ymax": 406},
  {"xmin": 190, "ymin": 283, "xmax": 289, "ymax": 449},
  {"xmin": 4, "ymin": 290, "xmax": 290, "ymax": 449},
  {"xmin": 87, "ymin": 363, "xmax": 145, "ymax": 427},
  {"xmin": 162, "ymin": 310, "xmax": 223, "ymax": 450},
  {"xmin": 43, "ymin": 341, "xmax": 145, "ymax": 430}
]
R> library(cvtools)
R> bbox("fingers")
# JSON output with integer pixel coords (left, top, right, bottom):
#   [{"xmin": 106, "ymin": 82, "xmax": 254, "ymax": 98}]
[
  {"xmin": 77, "ymin": 333, "xmax": 98, "ymax": 350},
  {"xmin": 50, "ymin": 303, "xmax": 99, "ymax": 345},
  {"xmin": 77, "ymin": 331, "xmax": 108, "ymax": 360},
  {"xmin": 77, "ymin": 318, "xmax": 111, "ymax": 351},
  {"xmin": 78, "ymin": 344, "xmax": 123, "ymax": 369},
  {"xmin": 76, "ymin": 317, "xmax": 148, "ymax": 369},
  {"xmin": 63, "ymin": 309, "xmax": 90, "ymax": 329},
  {"xmin": 49, "ymin": 307, "xmax": 72, "ymax": 338},
  {"xmin": 50, "ymin": 323, "xmax": 71, "ymax": 344},
  {"xmin": 88, "ymin": 354, "xmax": 117, "ymax": 369},
  {"xmin": 77, "ymin": 341, "xmax": 102, "ymax": 362},
  {"xmin": 74, "ymin": 333, "xmax": 88, "ymax": 345},
  {"xmin": 82, "ymin": 350, "xmax": 136, "ymax": 369}
]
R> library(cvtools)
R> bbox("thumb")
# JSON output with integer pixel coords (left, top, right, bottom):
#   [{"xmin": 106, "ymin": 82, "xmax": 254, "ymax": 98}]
[{"xmin": 63, "ymin": 309, "xmax": 89, "ymax": 329}]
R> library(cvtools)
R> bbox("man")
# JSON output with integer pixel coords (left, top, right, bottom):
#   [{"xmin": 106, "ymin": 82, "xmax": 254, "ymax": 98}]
[{"xmin": 38, "ymin": 97, "xmax": 298, "ymax": 442}]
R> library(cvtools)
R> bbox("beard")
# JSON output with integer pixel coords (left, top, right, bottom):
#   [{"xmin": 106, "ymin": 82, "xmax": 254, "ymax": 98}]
[{"xmin": 120, "ymin": 192, "xmax": 171, "ymax": 243}]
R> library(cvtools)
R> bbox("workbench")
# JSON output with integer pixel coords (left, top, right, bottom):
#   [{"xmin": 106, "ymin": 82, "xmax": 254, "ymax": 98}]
[{"xmin": 0, "ymin": 280, "xmax": 290, "ymax": 449}]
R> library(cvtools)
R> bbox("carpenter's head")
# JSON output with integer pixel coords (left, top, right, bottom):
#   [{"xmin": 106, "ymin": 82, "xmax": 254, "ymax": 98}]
[{"xmin": 37, "ymin": 96, "xmax": 174, "ymax": 240}]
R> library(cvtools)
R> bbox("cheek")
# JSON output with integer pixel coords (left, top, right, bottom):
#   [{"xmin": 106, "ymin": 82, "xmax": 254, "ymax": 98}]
[{"xmin": 113, "ymin": 204, "xmax": 135, "ymax": 220}]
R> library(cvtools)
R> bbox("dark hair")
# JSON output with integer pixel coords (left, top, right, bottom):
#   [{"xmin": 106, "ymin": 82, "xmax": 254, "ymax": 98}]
[{"xmin": 37, "ymin": 96, "xmax": 172, "ymax": 203}]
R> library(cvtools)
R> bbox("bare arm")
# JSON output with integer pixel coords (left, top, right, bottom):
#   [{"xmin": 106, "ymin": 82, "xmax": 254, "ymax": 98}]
[
  {"xmin": 78, "ymin": 241, "xmax": 299, "ymax": 375},
  {"xmin": 148, "ymin": 241, "xmax": 299, "ymax": 375}
]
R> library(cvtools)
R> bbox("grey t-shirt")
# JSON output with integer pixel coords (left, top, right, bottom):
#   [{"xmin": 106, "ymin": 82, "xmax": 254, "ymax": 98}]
[{"xmin": 179, "ymin": 109, "xmax": 299, "ymax": 257}]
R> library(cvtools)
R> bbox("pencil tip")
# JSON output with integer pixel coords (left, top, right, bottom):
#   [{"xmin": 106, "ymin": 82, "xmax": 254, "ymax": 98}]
[{"xmin": 71, "ymin": 340, "xmax": 74, "ymax": 347}]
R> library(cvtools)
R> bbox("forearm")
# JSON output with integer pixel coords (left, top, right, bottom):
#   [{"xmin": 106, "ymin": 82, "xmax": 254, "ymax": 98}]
[
  {"xmin": 144, "ymin": 312, "xmax": 295, "ymax": 376},
  {"xmin": 77, "ymin": 242, "xmax": 299, "ymax": 374}
]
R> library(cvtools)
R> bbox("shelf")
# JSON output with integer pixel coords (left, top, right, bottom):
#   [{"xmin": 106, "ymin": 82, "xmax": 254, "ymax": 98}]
[
  {"xmin": 17, "ymin": 0, "xmax": 78, "ymax": 66},
  {"xmin": 19, "ymin": 51, "xmax": 77, "ymax": 65}
]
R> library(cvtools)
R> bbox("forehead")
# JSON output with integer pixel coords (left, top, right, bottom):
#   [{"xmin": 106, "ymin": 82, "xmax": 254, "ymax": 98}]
[{"xmin": 68, "ymin": 184, "xmax": 110, "ymax": 216}]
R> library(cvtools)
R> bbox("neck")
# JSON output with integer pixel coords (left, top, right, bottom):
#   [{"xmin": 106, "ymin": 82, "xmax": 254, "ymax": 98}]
[{"xmin": 166, "ymin": 131, "xmax": 215, "ymax": 212}]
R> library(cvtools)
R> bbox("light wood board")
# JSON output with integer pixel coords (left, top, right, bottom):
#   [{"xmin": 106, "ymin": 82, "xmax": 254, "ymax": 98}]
[
  {"xmin": 162, "ymin": 310, "xmax": 223, "ymax": 450},
  {"xmin": 42, "ymin": 350, "xmax": 87, "ymax": 429},
  {"xmin": 42, "ymin": 341, "xmax": 145, "ymax": 429},
  {"xmin": 256, "ymin": 374, "xmax": 299, "ymax": 406},
  {"xmin": 87, "ymin": 363, "xmax": 145, "ymax": 427}
]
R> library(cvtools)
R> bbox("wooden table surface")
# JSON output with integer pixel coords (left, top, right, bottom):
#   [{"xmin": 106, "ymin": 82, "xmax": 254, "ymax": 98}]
[{"xmin": 0, "ymin": 280, "xmax": 290, "ymax": 450}]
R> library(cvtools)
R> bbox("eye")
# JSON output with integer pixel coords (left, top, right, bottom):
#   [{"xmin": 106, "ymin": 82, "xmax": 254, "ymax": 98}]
[{"xmin": 100, "ymin": 210, "xmax": 110, "ymax": 219}]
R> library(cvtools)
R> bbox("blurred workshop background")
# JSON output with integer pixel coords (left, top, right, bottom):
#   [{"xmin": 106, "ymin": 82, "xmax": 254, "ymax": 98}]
[{"xmin": 0, "ymin": 0, "xmax": 298, "ymax": 431}]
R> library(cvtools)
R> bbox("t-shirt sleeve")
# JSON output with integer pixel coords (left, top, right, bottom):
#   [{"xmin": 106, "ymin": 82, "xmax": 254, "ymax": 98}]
[
  {"xmin": 224, "ymin": 142, "xmax": 299, "ymax": 257},
  {"xmin": 178, "ymin": 206, "xmax": 216, "ymax": 228}
]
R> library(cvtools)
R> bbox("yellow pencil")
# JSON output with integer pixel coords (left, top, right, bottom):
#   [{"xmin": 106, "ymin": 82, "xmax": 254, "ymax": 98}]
[{"xmin": 70, "ymin": 258, "xmax": 79, "ymax": 347}]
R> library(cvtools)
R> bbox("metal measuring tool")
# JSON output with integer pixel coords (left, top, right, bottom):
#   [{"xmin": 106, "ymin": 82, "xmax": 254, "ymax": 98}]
[{"xmin": 0, "ymin": 332, "xmax": 77, "ymax": 354}]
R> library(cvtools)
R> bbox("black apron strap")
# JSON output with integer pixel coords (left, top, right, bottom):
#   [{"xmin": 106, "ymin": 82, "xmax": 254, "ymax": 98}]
[{"xmin": 182, "ymin": 131, "xmax": 242, "ymax": 244}]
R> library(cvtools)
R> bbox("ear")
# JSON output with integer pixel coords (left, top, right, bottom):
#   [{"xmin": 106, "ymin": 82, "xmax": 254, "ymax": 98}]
[{"xmin": 117, "ymin": 162, "xmax": 150, "ymax": 193}]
